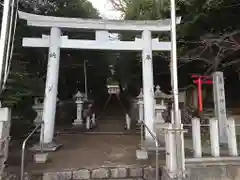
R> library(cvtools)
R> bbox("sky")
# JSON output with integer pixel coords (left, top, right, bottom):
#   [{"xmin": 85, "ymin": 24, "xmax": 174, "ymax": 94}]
[{"xmin": 88, "ymin": 0, "xmax": 121, "ymax": 19}]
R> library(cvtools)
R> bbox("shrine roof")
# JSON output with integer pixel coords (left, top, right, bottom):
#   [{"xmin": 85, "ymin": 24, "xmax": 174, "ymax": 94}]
[{"xmin": 18, "ymin": 11, "xmax": 181, "ymax": 32}]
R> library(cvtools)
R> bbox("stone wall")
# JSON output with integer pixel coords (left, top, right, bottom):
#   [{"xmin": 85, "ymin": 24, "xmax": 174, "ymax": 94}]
[
  {"xmin": 3, "ymin": 166, "xmax": 161, "ymax": 180},
  {"xmin": 6, "ymin": 165, "xmax": 240, "ymax": 180},
  {"xmin": 162, "ymin": 165, "xmax": 240, "ymax": 180}
]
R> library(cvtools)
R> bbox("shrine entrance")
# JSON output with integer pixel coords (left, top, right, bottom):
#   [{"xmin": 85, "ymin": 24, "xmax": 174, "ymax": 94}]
[
  {"xmin": 19, "ymin": 11, "xmax": 181, "ymax": 150},
  {"xmin": 94, "ymin": 84, "xmax": 130, "ymax": 133}
]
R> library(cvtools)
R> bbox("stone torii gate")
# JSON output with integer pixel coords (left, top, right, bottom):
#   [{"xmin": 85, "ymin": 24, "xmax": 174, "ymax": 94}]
[{"xmin": 18, "ymin": 11, "xmax": 181, "ymax": 151}]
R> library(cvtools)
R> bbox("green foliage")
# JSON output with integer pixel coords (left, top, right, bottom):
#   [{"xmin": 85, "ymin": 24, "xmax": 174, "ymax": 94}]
[
  {"xmin": 177, "ymin": 0, "xmax": 240, "ymax": 40},
  {"xmin": 111, "ymin": 0, "xmax": 240, "ymax": 91},
  {"xmin": 19, "ymin": 0, "xmax": 100, "ymax": 17},
  {"xmin": 1, "ymin": 0, "xmax": 104, "ymax": 122}
]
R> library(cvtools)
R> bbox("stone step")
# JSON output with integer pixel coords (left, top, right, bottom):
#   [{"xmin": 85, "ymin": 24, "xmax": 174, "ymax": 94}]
[
  {"xmin": 3, "ymin": 166, "xmax": 162, "ymax": 180},
  {"xmin": 34, "ymin": 153, "xmax": 48, "ymax": 164}
]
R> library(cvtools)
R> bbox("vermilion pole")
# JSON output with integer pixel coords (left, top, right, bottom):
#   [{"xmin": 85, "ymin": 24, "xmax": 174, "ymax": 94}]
[
  {"xmin": 198, "ymin": 78, "xmax": 203, "ymax": 112},
  {"xmin": 192, "ymin": 75, "xmax": 212, "ymax": 113}
]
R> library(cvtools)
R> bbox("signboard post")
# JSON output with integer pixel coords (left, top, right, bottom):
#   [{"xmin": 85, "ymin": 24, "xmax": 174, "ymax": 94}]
[{"xmin": 212, "ymin": 71, "xmax": 228, "ymax": 144}]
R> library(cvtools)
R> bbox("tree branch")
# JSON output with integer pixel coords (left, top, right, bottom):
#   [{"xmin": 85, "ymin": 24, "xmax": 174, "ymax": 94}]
[{"xmin": 109, "ymin": 0, "xmax": 127, "ymax": 12}]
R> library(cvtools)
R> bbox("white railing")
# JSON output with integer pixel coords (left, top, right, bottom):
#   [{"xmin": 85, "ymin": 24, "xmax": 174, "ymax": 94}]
[
  {"xmin": 135, "ymin": 86, "xmax": 240, "ymax": 177},
  {"xmin": 136, "ymin": 99, "xmax": 240, "ymax": 175},
  {"xmin": 136, "ymin": 95, "xmax": 240, "ymax": 160},
  {"xmin": 185, "ymin": 117, "xmax": 240, "ymax": 164}
]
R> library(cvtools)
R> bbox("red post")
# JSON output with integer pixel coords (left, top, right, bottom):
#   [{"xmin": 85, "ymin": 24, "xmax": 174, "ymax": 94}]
[
  {"xmin": 198, "ymin": 78, "xmax": 203, "ymax": 112},
  {"xmin": 191, "ymin": 75, "xmax": 213, "ymax": 113}
]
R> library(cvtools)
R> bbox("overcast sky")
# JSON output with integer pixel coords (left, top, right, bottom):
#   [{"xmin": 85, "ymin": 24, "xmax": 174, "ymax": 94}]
[{"xmin": 88, "ymin": 0, "xmax": 121, "ymax": 19}]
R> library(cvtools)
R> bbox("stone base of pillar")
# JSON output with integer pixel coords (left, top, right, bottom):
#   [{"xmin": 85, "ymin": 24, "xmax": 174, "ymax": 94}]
[
  {"xmin": 143, "ymin": 139, "xmax": 165, "ymax": 151},
  {"xmin": 30, "ymin": 142, "xmax": 62, "ymax": 152},
  {"xmin": 219, "ymin": 141, "xmax": 228, "ymax": 148},
  {"xmin": 136, "ymin": 149, "xmax": 148, "ymax": 160},
  {"xmin": 161, "ymin": 167, "xmax": 176, "ymax": 180},
  {"xmin": 219, "ymin": 136, "xmax": 228, "ymax": 146},
  {"xmin": 155, "ymin": 123, "xmax": 168, "ymax": 144},
  {"xmin": 72, "ymin": 119, "xmax": 83, "ymax": 126}
]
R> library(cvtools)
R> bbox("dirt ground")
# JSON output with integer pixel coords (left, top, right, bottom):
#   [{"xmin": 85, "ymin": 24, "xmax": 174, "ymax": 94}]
[{"xmin": 6, "ymin": 134, "xmax": 166, "ymax": 174}]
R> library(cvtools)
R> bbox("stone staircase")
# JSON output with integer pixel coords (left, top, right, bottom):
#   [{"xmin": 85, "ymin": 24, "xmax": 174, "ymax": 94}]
[{"xmin": 90, "ymin": 94, "xmax": 137, "ymax": 134}]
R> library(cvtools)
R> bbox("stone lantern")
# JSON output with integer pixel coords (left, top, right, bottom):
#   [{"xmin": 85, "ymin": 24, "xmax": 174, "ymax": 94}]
[
  {"xmin": 32, "ymin": 98, "xmax": 44, "ymax": 128},
  {"xmin": 137, "ymin": 88, "xmax": 144, "ymax": 124},
  {"xmin": 72, "ymin": 91, "xmax": 84, "ymax": 126},
  {"xmin": 154, "ymin": 85, "xmax": 172, "ymax": 124}
]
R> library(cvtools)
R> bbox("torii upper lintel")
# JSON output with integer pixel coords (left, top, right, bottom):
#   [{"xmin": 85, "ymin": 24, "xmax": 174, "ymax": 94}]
[{"xmin": 18, "ymin": 11, "xmax": 181, "ymax": 32}]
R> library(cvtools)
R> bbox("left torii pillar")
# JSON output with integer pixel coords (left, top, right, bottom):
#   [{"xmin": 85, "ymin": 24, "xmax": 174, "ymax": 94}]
[{"xmin": 33, "ymin": 27, "xmax": 62, "ymax": 151}]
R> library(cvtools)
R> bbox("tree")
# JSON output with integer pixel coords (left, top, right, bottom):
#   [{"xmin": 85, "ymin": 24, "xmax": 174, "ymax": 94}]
[
  {"xmin": 110, "ymin": 0, "xmax": 169, "ymax": 20},
  {"xmin": 1, "ymin": 0, "xmax": 108, "ymax": 124},
  {"xmin": 177, "ymin": 0, "xmax": 240, "ymax": 72},
  {"xmin": 110, "ymin": 0, "xmax": 240, "ymax": 90}
]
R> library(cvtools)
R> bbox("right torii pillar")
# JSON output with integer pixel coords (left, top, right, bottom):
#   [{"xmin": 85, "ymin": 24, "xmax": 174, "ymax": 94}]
[{"xmin": 141, "ymin": 30, "xmax": 155, "ymax": 140}]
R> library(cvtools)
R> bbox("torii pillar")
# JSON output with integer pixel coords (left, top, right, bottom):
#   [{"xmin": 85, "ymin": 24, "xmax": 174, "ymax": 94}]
[
  {"xmin": 33, "ymin": 27, "xmax": 62, "ymax": 151},
  {"xmin": 141, "ymin": 30, "xmax": 155, "ymax": 141}
]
